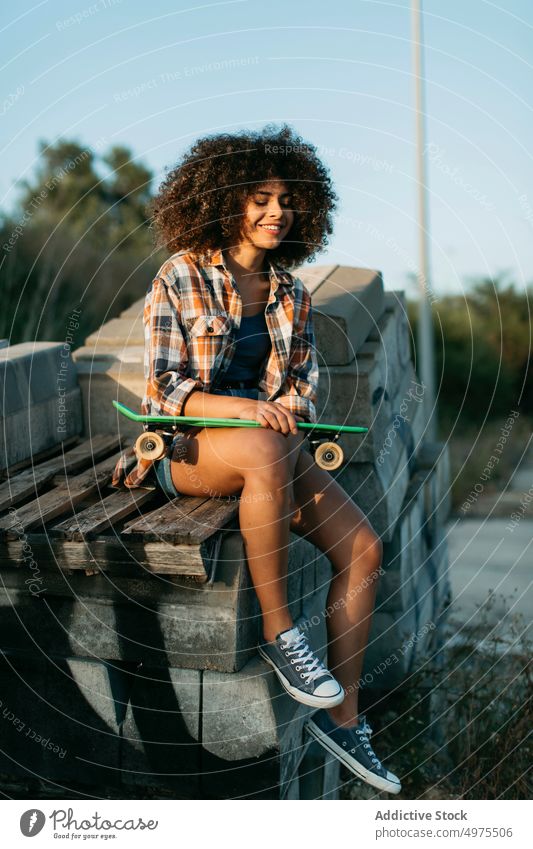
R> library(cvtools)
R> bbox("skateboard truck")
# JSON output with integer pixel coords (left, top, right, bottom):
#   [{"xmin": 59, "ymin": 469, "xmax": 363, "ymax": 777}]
[
  {"xmin": 305, "ymin": 428, "xmax": 344, "ymax": 470},
  {"xmin": 112, "ymin": 401, "xmax": 367, "ymax": 470},
  {"xmin": 134, "ymin": 427, "xmax": 173, "ymax": 461}
]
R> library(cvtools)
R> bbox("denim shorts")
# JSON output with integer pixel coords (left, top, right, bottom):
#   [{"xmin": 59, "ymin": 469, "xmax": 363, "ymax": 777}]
[{"xmin": 153, "ymin": 387, "xmax": 260, "ymax": 499}]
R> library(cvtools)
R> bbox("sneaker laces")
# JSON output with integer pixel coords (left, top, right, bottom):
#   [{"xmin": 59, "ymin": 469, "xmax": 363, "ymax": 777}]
[
  {"xmin": 360, "ymin": 717, "xmax": 373, "ymax": 738},
  {"xmin": 352, "ymin": 718, "xmax": 382, "ymax": 769},
  {"xmin": 281, "ymin": 631, "xmax": 329, "ymax": 685}
]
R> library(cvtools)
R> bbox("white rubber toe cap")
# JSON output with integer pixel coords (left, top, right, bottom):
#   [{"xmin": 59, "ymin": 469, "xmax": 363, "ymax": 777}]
[
  {"xmin": 385, "ymin": 770, "xmax": 402, "ymax": 794},
  {"xmin": 314, "ymin": 679, "xmax": 343, "ymax": 698}
]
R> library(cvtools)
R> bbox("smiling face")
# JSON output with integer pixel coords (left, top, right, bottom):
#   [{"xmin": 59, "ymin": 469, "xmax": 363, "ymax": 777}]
[{"xmin": 239, "ymin": 180, "xmax": 295, "ymax": 251}]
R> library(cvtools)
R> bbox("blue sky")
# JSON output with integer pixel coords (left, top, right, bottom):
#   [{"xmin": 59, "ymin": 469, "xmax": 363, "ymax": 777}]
[{"xmin": 2, "ymin": 0, "xmax": 532, "ymax": 295}]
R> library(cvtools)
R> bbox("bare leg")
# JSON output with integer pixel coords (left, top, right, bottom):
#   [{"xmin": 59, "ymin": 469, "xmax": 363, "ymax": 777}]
[
  {"xmin": 169, "ymin": 426, "xmax": 305, "ymax": 642},
  {"xmin": 289, "ymin": 448, "xmax": 383, "ymax": 726}
]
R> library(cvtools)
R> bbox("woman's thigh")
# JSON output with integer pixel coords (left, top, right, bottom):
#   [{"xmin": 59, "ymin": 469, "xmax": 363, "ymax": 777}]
[
  {"xmin": 169, "ymin": 426, "xmax": 306, "ymax": 498},
  {"xmin": 289, "ymin": 447, "xmax": 377, "ymax": 561}
]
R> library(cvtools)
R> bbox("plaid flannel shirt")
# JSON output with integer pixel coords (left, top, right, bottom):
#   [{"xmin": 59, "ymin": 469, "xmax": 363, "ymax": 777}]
[{"xmin": 112, "ymin": 248, "xmax": 319, "ymax": 489}]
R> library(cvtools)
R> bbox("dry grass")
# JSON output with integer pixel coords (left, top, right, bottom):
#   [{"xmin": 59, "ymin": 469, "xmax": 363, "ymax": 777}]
[{"xmin": 343, "ymin": 594, "xmax": 532, "ymax": 800}]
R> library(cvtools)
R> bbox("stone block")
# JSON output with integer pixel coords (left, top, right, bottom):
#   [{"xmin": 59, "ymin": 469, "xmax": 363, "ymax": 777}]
[
  {"xmin": 85, "ymin": 317, "xmax": 144, "ymax": 348},
  {"xmin": 298, "ymin": 740, "xmax": 340, "ymax": 800},
  {"xmin": 301, "ymin": 547, "xmax": 319, "ymax": 607},
  {"xmin": 427, "ymin": 527, "xmax": 451, "ymax": 617},
  {"xmin": 317, "ymin": 361, "xmax": 416, "ymax": 469},
  {"xmin": 1, "ymin": 388, "xmax": 82, "ymax": 470},
  {"xmin": 121, "ymin": 666, "xmax": 201, "ymax": 794},
  {"xmin": 376, "ymin": 291, "xmax": 412, "ymax": 364},
  {"xmin": 73, "ymin": 348, "xmax": 145, "ymax": 439},
  {"xmin": 367, "ymin": 302, "xmax": 410, "ymax": 398},
  {"xmin": 0, "ymin": 653, "xmax": 50, "ymax": 780},
  {"xmin": 0, "ymin": 531, "xmax": 315, "ymax": 674},
  {"xmin": 0, "ymin": 653, "xmax": 124, "ymax": 787},
  {"xmin": 44, "ymin": 658, "xmax": 124, "ymax": 785},
  {"xmin": 0, "ymin": 341, "xmax": 82, "ymax": 469},
  {"xmin": 200, "ymin": 652, "xmax": 313, "ymax": 799},
  {"xmin": 119, "ymin": 298, "xmax": 144, "ymax": 319},
  {"xmin": 388, "ymin": 363, "xmax": 426, "ymax": 460},
  {"xmin": 0, "ymin": 342, "xmax": 78, "ymax": 417},
  {"xmin": 298, "ymin": 265, "xmax": 385, "ymax": 365},
  {"xmin": 201, "ymin": 589, "xmax": 329, "ymax": 761},
  {"xmin": 333, "ymin": 444, "xmax": 410, "ymax": 542},
  {"xmin": 296, "ymin": 264, "xmax": 339, "ymax": 295},
  {"xmin": 202, "ymin": 655, "xmax": 306, "ymax": 760},
  {"xmin": 361, "ymin": 609, "xmax": 416, "ymax": 689},
  {"xmin": 314, "ymin": 552, "xmax": 333, "ymax": 602},
  {"xmin": 363, "ymin": 467, "xmax": 449, "ymax": 689},
  {"xmin": 417, "ymin": 442, "xmax": 452, "ymax": 526},
  {"xmin": 375, "ymin": 468, "xmax": 426, "ymax": 613},
  {"xmin": 287, "ymin": 534, "xmax": 320, "ymax": 613},
  {"xmin": 199, "ymin": 591, "xmax": 330, "ymax": 798}
]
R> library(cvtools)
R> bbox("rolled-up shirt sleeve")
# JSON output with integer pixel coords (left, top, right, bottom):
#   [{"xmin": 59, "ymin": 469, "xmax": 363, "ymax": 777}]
[
  {"xmin": 145, "ymin": 277, "xmax": 203, "ymax": 417},
  {"xmin": 273, "ymin": 290, "xmax": 319, "ymax": 424}
]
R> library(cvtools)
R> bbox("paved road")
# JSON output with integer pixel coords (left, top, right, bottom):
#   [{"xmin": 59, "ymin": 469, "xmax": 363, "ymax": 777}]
[
  {"xmin": 447, "ymin": 517, "xmax": 532, "ymax": 624},
  {"xmin": 446, "ymin": 431, "xmax": 532, "ymax": 633}
]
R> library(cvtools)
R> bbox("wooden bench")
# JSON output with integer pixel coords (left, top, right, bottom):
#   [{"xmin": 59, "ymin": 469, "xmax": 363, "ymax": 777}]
[{"xmin": 0, "ymin": 434, "xmax": 240, "ymax": 581}]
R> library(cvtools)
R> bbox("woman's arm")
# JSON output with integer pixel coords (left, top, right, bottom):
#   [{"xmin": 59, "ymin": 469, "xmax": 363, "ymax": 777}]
[
  {"xmin": 184, "ymin": 390, "xmax": 303, "ymax": 434},
  {"xmin": 146, "ymin": 276, "xmax": 203, "ymax": 415},
  {"xmin": 272, "ymin": 289, "xmax": 319, "ymax": 424}
]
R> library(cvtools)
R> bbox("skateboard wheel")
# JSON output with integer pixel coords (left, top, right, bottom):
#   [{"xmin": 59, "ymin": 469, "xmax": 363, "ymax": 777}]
[
  {"xmin": 135, "ymin": 431, "xmax": 166, "ymax": 461},
  {"xmin": 315, "ymin": 441, "xmax": 344, "ymax": 471}
]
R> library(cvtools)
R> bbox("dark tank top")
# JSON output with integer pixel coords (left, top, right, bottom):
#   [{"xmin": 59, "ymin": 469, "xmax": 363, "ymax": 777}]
[{"xmin": 223, "ymin": 310, "xmax": 272, "ymax": 383}]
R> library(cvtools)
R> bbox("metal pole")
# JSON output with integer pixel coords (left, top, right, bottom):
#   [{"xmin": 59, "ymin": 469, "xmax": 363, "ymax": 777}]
[{"xmin": 412, "ymin": 0, "xmax": 437, "ymax": 439}]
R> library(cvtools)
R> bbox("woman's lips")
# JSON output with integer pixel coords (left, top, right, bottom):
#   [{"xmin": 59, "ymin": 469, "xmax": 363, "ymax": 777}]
[{"xmin": 258, "ymin": 224, "xmax": 283, "ymax": 233}]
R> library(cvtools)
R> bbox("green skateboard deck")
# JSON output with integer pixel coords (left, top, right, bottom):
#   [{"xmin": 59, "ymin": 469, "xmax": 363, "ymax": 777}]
[{"xmin": 112, "ymin": 400, "xmax": 367, "ymax": 434}]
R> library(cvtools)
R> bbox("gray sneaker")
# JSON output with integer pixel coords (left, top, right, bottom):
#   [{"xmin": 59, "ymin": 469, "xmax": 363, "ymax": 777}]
[
  {"xmin": 306, "ymin": 709, "xmax": 401, "ymax": 794},
  {"xmin": 257, "ymin": 625, "xmax": 344, "ymax": 708}
]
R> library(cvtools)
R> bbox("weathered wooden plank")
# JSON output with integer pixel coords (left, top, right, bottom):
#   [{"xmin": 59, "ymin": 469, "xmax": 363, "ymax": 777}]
[
  {"xmin": 121, "ymin": 495, "xmax": 238, "ymax": 543},
  {"xmin": 0, "ymin": 537, "xmax": 209, "ymax": 578},
  {"xmin": 0, "ymin": 434, "xmax": 124, "ymax": 512},
  {"xmin": 121, "ymin": 496, "xmax": 208, "ymax": 540},
  {"xmin": 185, "ymin": 498, "xmax": 240, "ymax": 544},
  {"xmin": 0, "ymin": 449, "xmax": 125, "ymax": 537},
  {"xmin": 0, "ymin": 559, "xmax": 203, "ymax": 598},
  {"xmin": 41, "ymin": 433, "xmax": 123, "ymax": 477},
  {"xmin": 51, "ymin": 487, "xmax": 156, "ymax": 540},
  {"xmin": 0, "ymin": 467, "xmax": 57, "ymax": 513},
  {"xmin": 0, "ymin": 435, "xmax": 80, "ymax": 480}
]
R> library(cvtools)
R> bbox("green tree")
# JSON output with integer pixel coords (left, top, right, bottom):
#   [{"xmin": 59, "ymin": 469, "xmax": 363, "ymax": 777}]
[
  {"xmin": 408, "ymin": 275, "xmax": 532, "ymax": 427},
  {"xmin": 0, "ymin": 138, "xmax": 165, "ymax": 345}
]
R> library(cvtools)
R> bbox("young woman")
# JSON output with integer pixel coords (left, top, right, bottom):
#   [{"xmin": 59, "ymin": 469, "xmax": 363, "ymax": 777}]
[{"xmin": 113, "ymin": 125, "xmax": 400, "ymax": 794}]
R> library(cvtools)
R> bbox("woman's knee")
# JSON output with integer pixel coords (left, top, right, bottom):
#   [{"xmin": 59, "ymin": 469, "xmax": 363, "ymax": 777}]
[
  {"xmin": 353, "ymin": 524, "xmax": 383, "ymax": 575},
  {"xmin": 168, "ymin": 425, "xmax": 304, "ymax": 498},
  {"xmin": 240, "ymin": 428, "xmax": 304, "ymax": 476}
]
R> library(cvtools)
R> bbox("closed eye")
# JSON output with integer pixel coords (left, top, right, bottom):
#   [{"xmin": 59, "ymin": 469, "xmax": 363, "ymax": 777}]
[
  {"xmin": 252, "ymin": 194, "xmax": 293, "ymax": 207},
  {"xmin": 253, "ymin": 202, "xmax": 292, "ymax": 208}
]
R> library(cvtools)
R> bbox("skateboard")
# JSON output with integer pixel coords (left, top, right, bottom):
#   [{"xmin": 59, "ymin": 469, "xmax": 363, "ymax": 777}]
[{"xmin": 113, "ymin": 401, "xmax": 368, "ymax": 471}]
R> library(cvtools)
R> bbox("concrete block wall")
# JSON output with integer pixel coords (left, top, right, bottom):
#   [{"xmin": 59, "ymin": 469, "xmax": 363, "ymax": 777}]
[
  {"xmin": 0, "ymin": 538, "xmax": 335, "ymax": 798},
  {"xmin": 1, "ymin": 264, "xmax": 451, "ymax": 797},
  {"xmin": 300, "ymin": 272, "xmax": 451, "ymax": 689},
  {"xmin": 0, "ymin": 342, "xmax": 82, "ymax": 469}
]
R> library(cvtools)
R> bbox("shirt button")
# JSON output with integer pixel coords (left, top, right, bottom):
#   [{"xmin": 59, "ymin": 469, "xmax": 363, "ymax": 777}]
[{"xmin": 207, "ymin": 325, "xmax": 214, "ymax": 333}]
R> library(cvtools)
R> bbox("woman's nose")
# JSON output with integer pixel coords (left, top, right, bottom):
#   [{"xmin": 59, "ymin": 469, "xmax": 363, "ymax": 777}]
[{"xmin": 268, "ymin": 201, "xmax": 283, "ymax": 218}]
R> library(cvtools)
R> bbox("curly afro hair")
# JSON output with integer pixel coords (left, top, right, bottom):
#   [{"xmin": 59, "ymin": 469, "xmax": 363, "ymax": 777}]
[{"xmin": 149, "ymin": 124, "xmax": 338, "ymax": 268}]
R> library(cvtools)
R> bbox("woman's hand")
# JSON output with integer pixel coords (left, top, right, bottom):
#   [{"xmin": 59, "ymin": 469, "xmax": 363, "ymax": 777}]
[{"xmin": 238, "ymin": 401, "xmax": 302, "ymax": 435}]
